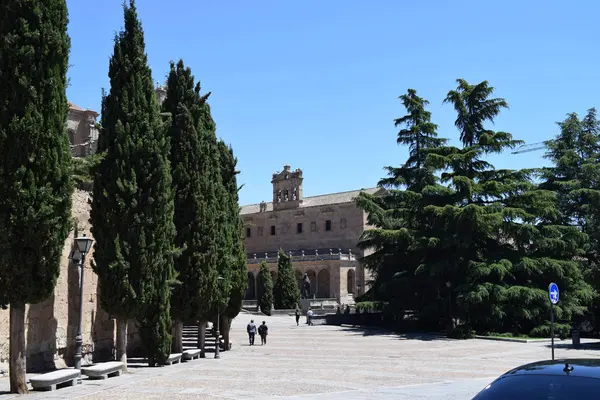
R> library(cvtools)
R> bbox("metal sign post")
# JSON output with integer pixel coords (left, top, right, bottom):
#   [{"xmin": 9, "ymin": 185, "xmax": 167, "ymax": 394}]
[{"xmin": 548, "ymin": 282, "xmax": 560, "ymax": 361}]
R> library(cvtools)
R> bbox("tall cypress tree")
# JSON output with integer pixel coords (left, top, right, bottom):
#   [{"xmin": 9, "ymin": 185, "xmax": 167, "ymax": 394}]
[
  {"xmin": 273, "ymin": 250, "xmax": 301, "ymax": 309},
  {"xmin": 90, "ymin": 0, "xmax": 176, "ymax": 367},
  {"xmin": 162, "ymin": 60, "xmax": 221, "ymax": 352},
  {"xmin": 220, "ymin": 142, "xmax": 247, "ymax": 328},
  {"xmin": 213, "ymin": 140, "xmax": 244, "ymax": 348},
  {"xmin": 0, "ymin": 0, "xmax": 73, "ymax": 392},
  {"xmin": 258, "ymin": 262, "xmax": 274, "ymax": 315}
]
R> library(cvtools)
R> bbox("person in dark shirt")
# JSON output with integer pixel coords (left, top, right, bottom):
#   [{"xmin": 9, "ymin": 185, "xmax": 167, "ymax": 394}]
[
  {"xmin": 295, "ymin": 307, "xmax": 300, "ymax": 326},
  {"xmin": 247, "ymin": 319, "xmax": 257, "ymax": 345},
  {"xmin": 258, "ymin": 321, "xmax": 268, "ymax": 345}
]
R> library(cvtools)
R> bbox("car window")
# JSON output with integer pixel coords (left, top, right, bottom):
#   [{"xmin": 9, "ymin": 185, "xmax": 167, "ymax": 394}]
[{"xmin": 472, "ymin": 375, "xmax": 600, "ymax": 400}]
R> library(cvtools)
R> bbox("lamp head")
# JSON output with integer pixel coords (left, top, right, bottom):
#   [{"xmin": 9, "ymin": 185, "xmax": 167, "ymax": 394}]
[{"xmin": 75, "ymin": 233, "xmax": 94, "ymax": 254}]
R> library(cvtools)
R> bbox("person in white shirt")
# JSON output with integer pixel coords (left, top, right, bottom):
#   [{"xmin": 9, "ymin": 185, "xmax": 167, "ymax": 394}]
[{"xmin": 307, "ymin": 308, "xmax": 314, "ymax": 326}]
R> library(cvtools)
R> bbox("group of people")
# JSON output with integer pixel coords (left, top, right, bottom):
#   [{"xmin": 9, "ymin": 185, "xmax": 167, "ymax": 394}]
[
  {"xmin": 245, "ymin": 307, "xmax": 316, "ymax": 346},
  {"xmin": 246, "ymin": 320, "xmax": 268, "ymax": 345}
]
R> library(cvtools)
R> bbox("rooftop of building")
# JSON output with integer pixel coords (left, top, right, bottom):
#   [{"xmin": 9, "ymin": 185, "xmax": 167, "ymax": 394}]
[
  {"xmin": 68, "ymin": 102, "xmax": 99, "ymax": 115},
  {"xmin": 240, "ymin": 187, "xmax": 382, "ymax": 215}
]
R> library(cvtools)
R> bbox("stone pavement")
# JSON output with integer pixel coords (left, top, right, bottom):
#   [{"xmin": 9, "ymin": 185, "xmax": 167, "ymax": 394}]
[{"xmin": 1, "ymin": 314, "xmax": 599, "ymax": 399}]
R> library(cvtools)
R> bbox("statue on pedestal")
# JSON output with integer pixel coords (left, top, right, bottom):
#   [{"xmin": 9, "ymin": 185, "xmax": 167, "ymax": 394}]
[{"xmin": 301, "ymin": 273, "xmax": 311, "ymax": 299}]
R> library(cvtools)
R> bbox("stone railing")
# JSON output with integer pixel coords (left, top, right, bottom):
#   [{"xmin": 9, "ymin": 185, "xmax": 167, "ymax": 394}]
[{"xmin": 246, "ymin": 248, "xmax": 356, "ymax": 264}]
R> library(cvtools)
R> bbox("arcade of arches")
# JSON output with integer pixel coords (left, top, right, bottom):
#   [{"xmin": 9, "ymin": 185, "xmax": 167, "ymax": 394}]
[{"xmin": 244, "ymin": 263, "xmax": 359, "ymax": 305}]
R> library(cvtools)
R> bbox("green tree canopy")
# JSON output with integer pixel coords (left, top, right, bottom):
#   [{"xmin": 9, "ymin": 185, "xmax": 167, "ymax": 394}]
[
  {"xmin": 258, "ymin": 262, "xmax": 274, "ymax": 315},
  {"xmin": 273, "ymin": 250, "xmax": 301, "ymax": 309},
  {"xmin": 0, "ymin": 0, "xmax": 73, "ymax": 392},
  {"xmin": 90, "ymin": 0, "xmax": 176, "ymax": 366},
  {"xmin": 163, "ymin": 59, "xmax": 221, "ymax": 325}
]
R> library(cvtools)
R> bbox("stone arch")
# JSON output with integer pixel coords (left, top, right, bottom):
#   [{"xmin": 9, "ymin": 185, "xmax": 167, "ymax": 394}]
[
  {"xmin": 246, "ymin": 271, "xmax": 256, "ymax": 300},
  {"xmin": 306, "ymin": 269, "xmax": 316, "ymax": 297},
  {"xmin": 347, "ymin": 269, "xmax": 355, "ymax": 295},
  {"xmin": 317, "ymin": 269, "xmax": 330, "ymax": 298}
]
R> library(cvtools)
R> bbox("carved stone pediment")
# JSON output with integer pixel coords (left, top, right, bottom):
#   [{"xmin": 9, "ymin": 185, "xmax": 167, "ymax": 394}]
[
  {"xmin": 294, "ymin": 211, "xmax": 305, "ymax": 217},
  {"xmin": 320, "ymin": 207, "xmax": 334, "ymax": 214}
]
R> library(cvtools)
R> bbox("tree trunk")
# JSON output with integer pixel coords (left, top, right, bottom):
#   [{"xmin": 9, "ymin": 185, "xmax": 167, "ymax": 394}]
[
  {"xmin": 9, "ymin": 303, "xmax": 28, "ymax": 394},
  {"xmin": 197, "ymin": 320, "xmax": 206, "ymax": 358},
  {"xmin": 116, "ymin": 319, "xmax": 128, "ymax": 372},
  {"xmin": 221, "ymin": 316, "xmax": 230, "ymax": 351},
  {"xmin": 172, "ymin": 320, "xmax": 183, "ymax": 353}
]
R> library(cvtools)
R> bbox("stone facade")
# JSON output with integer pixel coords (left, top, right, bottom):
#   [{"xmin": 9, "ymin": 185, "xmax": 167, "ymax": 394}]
[
  {"xmin": 67, "ymin": 102, "xmax": 99, "ymax": 157},
  {"xmin": 242, "ymin": 165, "xmax": 382, "ymax": 306}
]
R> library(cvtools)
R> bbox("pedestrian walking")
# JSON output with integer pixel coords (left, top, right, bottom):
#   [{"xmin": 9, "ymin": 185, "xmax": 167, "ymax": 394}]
[
  {"xmin": 307, "ymin": 308, "xmax": 314, "ymax": 326},
  {"xmin": 247, "ymin": 319, "xmax": 257, "ymax": 345},
  {"xmin": 295, "ymin": 307, "xmax": 300, "ymax": 326},
  {"xmin": 258, "ymin": 321, "xmax": 269, "ymax": 345}
]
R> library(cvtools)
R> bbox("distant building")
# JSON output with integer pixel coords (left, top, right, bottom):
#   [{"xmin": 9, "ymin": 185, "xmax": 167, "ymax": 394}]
[
  {"xmin": 241, "ymin": 165, "xmax": 383, "ymax": 307},
  {"xmin": 67, "ymin": 102, "xmax": 99, "ymax": 157},
  {"xmin": 67, "ymin": 84, "xmax": 166, "ymax": 157}
]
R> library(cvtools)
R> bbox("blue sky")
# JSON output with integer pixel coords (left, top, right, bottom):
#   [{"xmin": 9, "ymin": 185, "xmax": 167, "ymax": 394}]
[{"xmin": 66, "ymin": 0, "xmax": 599, "ymax": 206}]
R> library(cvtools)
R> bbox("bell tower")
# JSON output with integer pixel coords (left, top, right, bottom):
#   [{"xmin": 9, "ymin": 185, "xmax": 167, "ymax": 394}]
[{"xmin": 271, "ymin": 165, "xmax": 303, "ymax": 211}]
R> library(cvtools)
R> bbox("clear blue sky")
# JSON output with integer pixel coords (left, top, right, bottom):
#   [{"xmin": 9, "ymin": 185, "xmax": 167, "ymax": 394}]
[{"xmin": 65, "ymin": 0, "xmax": 599, "ymax": 206}]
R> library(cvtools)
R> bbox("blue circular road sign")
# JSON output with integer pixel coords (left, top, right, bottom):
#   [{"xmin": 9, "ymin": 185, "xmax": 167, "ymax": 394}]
[{"xmin": 548, "ymin": 282, "xmax": 559, "ymax": 305}]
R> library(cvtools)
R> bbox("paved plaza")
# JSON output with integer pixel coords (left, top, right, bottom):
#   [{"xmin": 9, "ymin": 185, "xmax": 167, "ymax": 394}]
[{"xmin": 1, "ymin": 314, "xmax": 600, "ymax": 399}]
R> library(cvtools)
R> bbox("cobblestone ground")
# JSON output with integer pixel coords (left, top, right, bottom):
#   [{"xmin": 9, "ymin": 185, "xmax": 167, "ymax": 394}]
[{"xmin": 1, "ymin": 314, "xmax": 599, "ymax": 399}]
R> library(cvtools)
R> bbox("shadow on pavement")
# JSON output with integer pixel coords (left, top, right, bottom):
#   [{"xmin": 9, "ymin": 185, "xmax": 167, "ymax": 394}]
[
  {"xmin": 339, "ymin": 326, "xmax": 449, "ymax": 341},
  {"xmin": 544, "ymin": 341, "xmax": 600, "ymax": 350}
]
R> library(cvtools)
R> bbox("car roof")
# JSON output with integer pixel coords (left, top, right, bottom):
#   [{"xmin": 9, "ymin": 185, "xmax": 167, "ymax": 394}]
[{"xmin": 500, "ymin": 359, "xmax": 600, "ymax": 380}]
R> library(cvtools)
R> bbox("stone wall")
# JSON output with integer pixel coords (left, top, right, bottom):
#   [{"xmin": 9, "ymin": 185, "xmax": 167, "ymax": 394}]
[
  {"xmin": 242, "ymin": 202, "xmax": 366, "ymax": 256},
  {"xmin": 0, "ymin": 190, "xmax": 115, "ymax": 372}
]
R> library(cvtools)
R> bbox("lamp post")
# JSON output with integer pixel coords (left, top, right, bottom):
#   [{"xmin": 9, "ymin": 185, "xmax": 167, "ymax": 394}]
[
  {"xmin": 214, "ymin": 276, "xmax": 225, "ymax": 359},
  {"xmin": 73, "ymin": 234, "xmax": 94, "ymax": 370}
]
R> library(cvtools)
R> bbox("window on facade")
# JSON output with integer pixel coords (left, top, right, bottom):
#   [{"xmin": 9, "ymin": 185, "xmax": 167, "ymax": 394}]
[
  {"xmin": 311, "ymin": 221, "xmax": 317, "ymax": 232},
  {"xmin": 258, "ymin": 227, "xmax": 264, "ymax": 236},
  {"xmin": 325, "ymin": 220, "xmax": 332, "ymax": 231},
  {"xmin": 270, "ymin": 225, "xmax": 276, "ymax": 235},
  {"xmin": 340, "ymin": 218, "xmax": 347, "ymax": 229},
  {"xmin": 246, "ymin": 227, "xmax": 251, "ymax": 238},
  {"xmin": 297, "ymin": 223, "xmax": 303, "ymax": 234}
]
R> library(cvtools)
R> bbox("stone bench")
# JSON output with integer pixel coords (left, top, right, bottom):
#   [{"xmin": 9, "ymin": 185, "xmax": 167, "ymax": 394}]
[
  {"xmin": 162, "ymin": 353, "xmax": 182, "ymax": 365},
  {"xmin": 81, "ymin": 361, "xmax": 123, "ymax": 379},
  {"xmin": 30, "ymin": 369, "xmax": 80, "ymax": 391},
  {"xmin": 182, "ymin": 349, "xmax": 201, "ymax": 361}
]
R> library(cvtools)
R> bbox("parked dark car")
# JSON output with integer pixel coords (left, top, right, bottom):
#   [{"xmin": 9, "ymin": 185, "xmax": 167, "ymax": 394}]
[{"xmin": 472, "ymin": 359, "xmax": 600, "ymax": 399}]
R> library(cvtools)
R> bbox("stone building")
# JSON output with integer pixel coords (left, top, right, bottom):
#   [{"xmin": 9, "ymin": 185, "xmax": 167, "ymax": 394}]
[
  {"xmin": 67, "ymin": 102, "xmax": 100, "ymax": 157},
  {"xmin": 242, "ymin": 165, "xmax": 383, "ymax": 307}
]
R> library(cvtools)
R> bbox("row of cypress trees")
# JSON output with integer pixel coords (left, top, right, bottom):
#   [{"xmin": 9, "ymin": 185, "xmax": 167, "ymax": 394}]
[
  {"xmin": 90, "ymin": 0, "xmax": 246, "ymax": 367},
  {"xmin": 357, "ymin": 79, "xmax": 600, "ymax": 338}
]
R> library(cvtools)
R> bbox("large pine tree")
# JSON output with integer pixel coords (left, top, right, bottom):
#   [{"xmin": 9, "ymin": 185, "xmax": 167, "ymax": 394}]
[
  {"xmin": 90, "ymin": 0, "xmax": 176, "ymax": 367},
  {"xmin": 357, "ymin": 79, "xmax": 593, "ymax": 337},
  {"xmin": 0, "ymin": 0, "xmax": 73, "ymax": 392},
  {"xmin": 162, "ymin": 60, "xmax": 222, "ymax": 353},
  {"xmin": 356, "ymin": 88, "xmax": 447, "ymax": 314},
  {"xmin": 273, "ymin": 250, "xmax": 301, "ymax": 309},
  {"xmin": 540, "ymin": 109, "xmax": 600, "ymax": 331}
]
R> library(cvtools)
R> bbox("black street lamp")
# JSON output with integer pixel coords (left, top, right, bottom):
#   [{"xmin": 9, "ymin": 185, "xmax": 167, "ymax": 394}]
[
  {"xmin": 214, "ymin": 276, "xmax": 225, "ymax": 359},
  {"xmin": 73, "ymin": 234, "xmax": 93, "ymax": 370}
]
